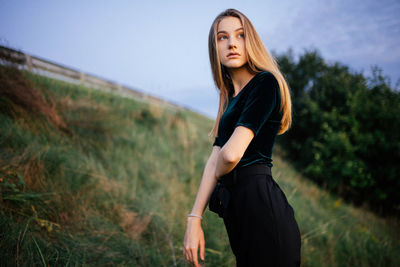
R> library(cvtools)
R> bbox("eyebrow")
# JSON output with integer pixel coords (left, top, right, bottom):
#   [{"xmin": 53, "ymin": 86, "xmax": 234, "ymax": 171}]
[{"xmin": 217, "ymin": 27, "xmax": 244, "ymax": 34}]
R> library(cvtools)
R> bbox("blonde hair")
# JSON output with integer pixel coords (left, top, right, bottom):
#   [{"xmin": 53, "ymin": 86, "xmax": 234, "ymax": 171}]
[{"xmin": 208, "ymin": 8, "xmax": 292, "ymax": 137}]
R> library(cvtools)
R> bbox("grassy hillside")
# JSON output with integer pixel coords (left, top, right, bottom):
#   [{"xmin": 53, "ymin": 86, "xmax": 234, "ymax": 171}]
[{"xmin": 0, "ymin": 65, "xmax": 399, "ymax": 266}]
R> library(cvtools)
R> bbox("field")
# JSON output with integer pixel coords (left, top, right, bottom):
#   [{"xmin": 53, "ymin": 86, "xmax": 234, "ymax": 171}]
[{"xmin": 1, "ymin": 66, "xmax": 399, "ymax": 266}]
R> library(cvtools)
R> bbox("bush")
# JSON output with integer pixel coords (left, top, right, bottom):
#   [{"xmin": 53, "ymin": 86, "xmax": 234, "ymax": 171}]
[{"xmin": 276, "ymin": 49, "xmax": 400, "ymax": 217}]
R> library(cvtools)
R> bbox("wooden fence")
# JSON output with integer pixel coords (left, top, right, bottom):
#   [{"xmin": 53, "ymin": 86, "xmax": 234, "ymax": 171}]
[{"xmin": 0, "ymin": 45, "xmax": 189, "ymax": 112}]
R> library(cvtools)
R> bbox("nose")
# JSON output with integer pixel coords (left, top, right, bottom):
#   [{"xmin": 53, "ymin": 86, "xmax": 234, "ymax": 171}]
[{"xmin": 228, "ymin": 37, "xmax": 237, "ymax": 49}]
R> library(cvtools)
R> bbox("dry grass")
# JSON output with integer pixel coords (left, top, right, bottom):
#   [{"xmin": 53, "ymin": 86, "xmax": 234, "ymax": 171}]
[
  {"xmin": 0, "ymin": 65, "xmax": 67, "ymax": 132},
  {"xmin": 118, "ymin": 206, "xmax": 153, "ymax": 240}
]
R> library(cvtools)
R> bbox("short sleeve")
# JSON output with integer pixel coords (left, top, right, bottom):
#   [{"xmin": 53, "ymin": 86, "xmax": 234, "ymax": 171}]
[
  {"xmin": 235, "ymin": 73, "xmax": 279, "ymax": 136},
  {"xmin": 212, "ymin": 136, "xmax": 220, "ymax": 147}
]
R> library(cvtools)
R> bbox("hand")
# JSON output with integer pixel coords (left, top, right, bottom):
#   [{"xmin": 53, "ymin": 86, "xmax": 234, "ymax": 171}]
[{"xmin": 183, "ymin": 217, "xmax": 205, "ymax": 267}]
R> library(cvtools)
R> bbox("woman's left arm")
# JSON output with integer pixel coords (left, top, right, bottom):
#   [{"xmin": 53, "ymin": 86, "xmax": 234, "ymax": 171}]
[{"xmin": 214, "ymin": 126, "xmax": 254, "ymax": 178}]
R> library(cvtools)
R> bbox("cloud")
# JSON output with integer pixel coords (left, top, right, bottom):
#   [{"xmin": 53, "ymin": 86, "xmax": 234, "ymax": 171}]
[{"xmin": 263, "ymin": 0, "xmax": 400, "ymax": 83}]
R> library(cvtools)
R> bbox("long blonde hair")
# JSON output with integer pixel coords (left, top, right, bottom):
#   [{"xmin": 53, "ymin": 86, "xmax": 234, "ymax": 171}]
[{"xmin": 208, "ymin": 8, "xmax": 292, "ymax": 137}]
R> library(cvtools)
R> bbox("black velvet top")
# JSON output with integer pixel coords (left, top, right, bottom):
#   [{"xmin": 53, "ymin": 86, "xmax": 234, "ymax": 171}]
[{"xmin": 213, "ymin": 71, "xmax": 282, "ymax": 167}]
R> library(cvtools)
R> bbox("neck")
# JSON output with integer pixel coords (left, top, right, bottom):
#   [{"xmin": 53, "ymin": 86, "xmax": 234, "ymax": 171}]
[{"xmin": 227, "ymin": 65, "xmax": 256, "ymax": 96}]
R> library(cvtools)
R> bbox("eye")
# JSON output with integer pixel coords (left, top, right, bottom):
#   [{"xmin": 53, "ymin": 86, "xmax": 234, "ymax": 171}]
[
  {"xmin": 218, "ymin": 35, "xmax": 227, "ymax": 41},
  {"xmin": 238, "ymin": 33, "xmax": 245, "ymax": 38}
]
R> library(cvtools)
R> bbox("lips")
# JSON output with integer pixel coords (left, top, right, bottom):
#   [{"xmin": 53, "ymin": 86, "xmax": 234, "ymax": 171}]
[{"xmin": 227, "ymin": 52, "xmax": 240, "ymax": 58}]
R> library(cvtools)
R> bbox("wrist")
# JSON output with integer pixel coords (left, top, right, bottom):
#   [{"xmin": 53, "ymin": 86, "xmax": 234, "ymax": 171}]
[
  {"xmin": 187, "ymin": 213, "xmax": 203, "ymax": 222},
  {"xmin": 187, "ymin": 216, "xmax": 202, "ymax": 225},
  {"xmin": 187, "ymin": 216, "xmax": 202, "ymax": 221}
]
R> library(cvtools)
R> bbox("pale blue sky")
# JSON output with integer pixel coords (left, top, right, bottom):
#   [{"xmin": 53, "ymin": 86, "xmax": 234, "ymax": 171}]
[{"xmin": 1, "ymin": 0, "xmax": 399, "ymax": 118}]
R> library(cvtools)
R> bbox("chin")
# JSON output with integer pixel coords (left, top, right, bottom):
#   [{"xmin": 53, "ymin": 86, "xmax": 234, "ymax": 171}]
[
  {"xmin": 222, "ymin": 60, "xmax": 245, "ymax": 68},
  {"xmin": 224, "ymin": 63, "xmax": 247, "ymax": 70}
]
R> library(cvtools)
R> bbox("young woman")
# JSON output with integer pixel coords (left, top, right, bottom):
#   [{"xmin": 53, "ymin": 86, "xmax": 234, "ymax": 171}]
[{"xmin": 183, "ymin": 8, "xmax": 301, "ymax": 267}]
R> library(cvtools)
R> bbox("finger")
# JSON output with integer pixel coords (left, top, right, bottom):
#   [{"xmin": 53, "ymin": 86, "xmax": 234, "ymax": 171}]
[
  {"xmin": 187, "ymin": 248, "xmax": 194, "ymax": 264},
  {"xmin": 199, "ymin": 238, "xmax": 205, "ymax": 261},
  {"xmin": 184, "ymin": 246, "xmax": 192, "ymax": 264},
  {"xmin": 191, "ymin": 247, "xmax": 199, "ymax": 266}
]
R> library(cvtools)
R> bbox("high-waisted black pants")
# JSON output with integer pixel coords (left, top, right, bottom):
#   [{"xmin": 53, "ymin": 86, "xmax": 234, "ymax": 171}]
[{"xmin": 219, "ymin": 164, "xmax": 301, "ymax": 267}]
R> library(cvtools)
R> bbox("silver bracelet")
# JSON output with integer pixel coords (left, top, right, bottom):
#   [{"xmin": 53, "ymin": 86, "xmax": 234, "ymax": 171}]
[{"xmin": 188, "ymin": 213, "xmax": 203, "ymax": 220}]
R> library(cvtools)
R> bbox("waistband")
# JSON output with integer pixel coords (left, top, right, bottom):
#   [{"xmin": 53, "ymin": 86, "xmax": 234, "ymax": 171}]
[{"xmin": 219, "ymin": 163, "xmax": 272, "ymax": 188}]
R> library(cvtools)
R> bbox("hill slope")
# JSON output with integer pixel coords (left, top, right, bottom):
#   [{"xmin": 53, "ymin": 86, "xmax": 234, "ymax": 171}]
[{"xmin": 0, "ymin": 66, "xmax": 399, "ymax": 266}]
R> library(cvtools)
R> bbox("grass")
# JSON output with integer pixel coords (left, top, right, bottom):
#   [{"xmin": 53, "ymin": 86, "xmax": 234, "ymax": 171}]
[
  {"xmin": 271, "ymin": 152, "xmax": 399, "ymax": 266},
  {"xmin": 0, "ymin": 65, "xmax": 399, "ymax": 266}
]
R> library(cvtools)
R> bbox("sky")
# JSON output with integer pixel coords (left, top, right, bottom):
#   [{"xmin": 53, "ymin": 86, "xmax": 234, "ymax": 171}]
[{"xmin": 1, "ymin": 0, "xmax": 399, "ymax": 119}]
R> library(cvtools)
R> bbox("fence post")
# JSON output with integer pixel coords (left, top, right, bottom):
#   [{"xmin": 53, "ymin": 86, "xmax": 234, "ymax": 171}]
[
  {"xmin": 25, "ymin": 54, "xmax": 32, "ymax": 71},
  {"xmin": 80, "ymin": 72, "xmax": 85, "ymax": 84}
]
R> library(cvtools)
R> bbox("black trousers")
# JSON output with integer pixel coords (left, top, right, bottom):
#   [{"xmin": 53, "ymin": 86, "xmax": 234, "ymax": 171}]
[{"xmin": 219, "ymin": 164, "xmax": 301, "ymax": 267}]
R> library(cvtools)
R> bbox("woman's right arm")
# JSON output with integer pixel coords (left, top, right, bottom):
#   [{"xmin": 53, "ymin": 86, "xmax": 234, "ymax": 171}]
[
  {"xmin": 188, "ymin": 145, "xmax": 220, "ymax": 218},
  {"xmin": 183, "ymin": 145, "xmax": 220, "ymax": 267}
]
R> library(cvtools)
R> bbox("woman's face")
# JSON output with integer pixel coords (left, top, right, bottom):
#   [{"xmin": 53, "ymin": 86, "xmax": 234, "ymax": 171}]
[{"xmin": 216, "ymin": 16, "xmax": 248, "ymax": 70}]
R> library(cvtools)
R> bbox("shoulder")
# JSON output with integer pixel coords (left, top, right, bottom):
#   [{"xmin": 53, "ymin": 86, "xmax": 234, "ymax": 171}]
[
  {"xmin": 256, "ymin": 71, "xmax": 279, "ymax": 88},
  {"xmin": 249, "ymin": 71, "xmax": 280, "ymax": 97}
]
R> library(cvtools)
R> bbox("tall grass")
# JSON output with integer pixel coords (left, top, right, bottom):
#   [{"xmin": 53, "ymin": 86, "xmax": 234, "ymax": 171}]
[
  {"xmin": 0, "ymin": 65, "xmax": 399, "ymax": 266},
  {"xmin": 271, "ymin": 152, "xmax": 400, "ymax": 266}
]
